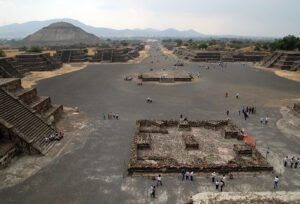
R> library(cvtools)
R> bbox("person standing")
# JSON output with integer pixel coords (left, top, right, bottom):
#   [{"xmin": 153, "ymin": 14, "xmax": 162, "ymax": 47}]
[
  {"xmin": 211, "ymin": 172, "xmax": 216, "ymax": 183},
  {"xmin": 157, "ymin": 175, "xmax": 162, "ymax": 186},
  {"xmin": 116, "ymin": 113, "xmax": 119, "ymax": 120},
  {"xmin": 284, "ymin": 156, "xmax": 288, "ymax": 167},
  {"xmin": 236, "ymin": 93, "xmax": 239, "ymax": 99},
  {"xmin": 103, "ymin": 113, "xmax": 106, "ymax": 120},
  {"xmin": 238, "ymin": 110, "xmax": 241, "ymax": 116},
  {"xmin": 186, "ymin": 171, "xmax": 190, "ymax": 180},
  {"xmin": 295, "ymin": 158, "xmax": 299, "ymax": 168},
  {"xmin": 265, "ymin": 116, "xmax": 269, "ymax": 125},
  {"xmin": 181, "ymin": 169, "xmax": 186, "ymax": 181},
  {"xmin": 290, "ymin": 158, "xmax": 294, "ymax": 168},
  {"xmin": 260, "ymin": 117, "xmax": 264, "ymax": 125},
  {"xmin": 215, "ymin": 180, "xmax": 219, "ymax": 190},
  {"xmin": 226, "ymin": 110, "xmax": 229, "ymax": 116},
  {"xmin": 274, "ymin": 176, "xmax": 279, "ymax": 189},
  {"xmin": 190, "ymin": 171, "xmax": 194, "ymax": 181}
]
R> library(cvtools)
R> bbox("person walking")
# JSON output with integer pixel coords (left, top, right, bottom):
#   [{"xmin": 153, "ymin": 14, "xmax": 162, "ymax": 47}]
[
  {"xmin": 236, "ymin": 93, "xmax": 239, "ymax": 99},
  {"xmin": 150, "ymin": 184, "xmax": 155, "ymax": 197},
  {"xmin": 157, "ymin": 175, "xmax": 162, "ymax": 186},
  {"xmin": 116, "ymin": 113, "xmax": 119, "ymax": 120},
  {"xmin": 284, "ymin": 156, "xmax": 288, "ymax": 167},
  {"xmin": 274, "ymin": 176, "xmax": 279, "ymax": 189},
  {"xmin": 220, "ymin": 181, "xmax": 224, "ymax": 192},
  {"xmin": 226, "ymin": 110, "xmax": 229, "ymax": 116},
  {"xmin": 215, "ymin": 180, "xmax": 219, "ymax": 190},
  {"xmin": 211, "ymin": 172, "xmax": 216, "ymax": 183}
]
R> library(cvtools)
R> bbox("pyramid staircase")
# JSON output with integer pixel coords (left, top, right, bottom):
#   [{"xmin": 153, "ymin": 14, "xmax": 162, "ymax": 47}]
[{"xmin": 0, "ymin": 78, "xmax": 63, "ymax": 155}]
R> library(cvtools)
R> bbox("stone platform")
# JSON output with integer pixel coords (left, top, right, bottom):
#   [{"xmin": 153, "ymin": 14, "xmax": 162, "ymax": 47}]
[
  {"xmin": 128, "ymin": 120, "xmax": 272, "ymax": 174},
  {"xmin": 140, "ymin": 70, "xmax": 192, "ymax": 82}
]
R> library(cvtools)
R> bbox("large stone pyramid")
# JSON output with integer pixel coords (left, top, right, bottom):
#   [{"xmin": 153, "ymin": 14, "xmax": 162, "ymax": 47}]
[{"xmin": 19, "ymin": 22, "xmax": 101, "ymax": 46}]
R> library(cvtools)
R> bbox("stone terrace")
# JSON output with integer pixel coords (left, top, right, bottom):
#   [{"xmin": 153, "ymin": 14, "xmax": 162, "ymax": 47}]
[{"xmin": 128, "ymin": 120, "xmax": 272, "ymax": 174}]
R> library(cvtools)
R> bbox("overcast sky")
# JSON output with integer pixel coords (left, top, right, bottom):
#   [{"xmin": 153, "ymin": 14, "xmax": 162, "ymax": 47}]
[{"xmin": 0, "ymin": 0, "xmax": 299, "ymax": 37}]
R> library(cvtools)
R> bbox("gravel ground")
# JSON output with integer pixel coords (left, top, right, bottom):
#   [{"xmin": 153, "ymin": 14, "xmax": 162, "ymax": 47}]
[{"xmin": 0, "ymin": 42, "xmax": 299, "ymax": 204}]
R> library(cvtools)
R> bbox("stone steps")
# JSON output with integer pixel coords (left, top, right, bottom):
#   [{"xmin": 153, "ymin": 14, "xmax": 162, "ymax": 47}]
[
  {"xmin": 0, "ymin": 89, "xmax": 57, "ymax": 154},
  {"xmin": 29, "ymin": 96, "xmax": 51, "ymax": 114}
]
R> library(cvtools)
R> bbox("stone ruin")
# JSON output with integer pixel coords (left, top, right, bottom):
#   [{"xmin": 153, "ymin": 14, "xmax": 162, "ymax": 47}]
[
  {"xmin": 90, "ymin": 46, "xmax": 142, "ymax": 62},
  {"xmin": 54, "ymin": 49, "xmax": 87, "ymax": 63},
  {"xmin": 0, "ymin": 78, "xmax": 63, "ymax": 168},
  {"xmin": 261, "ymin": 51, "xmax": 300, "ymax": 71},
  {"xmin": 140, "ymin": 70, "xmax": 192, "ymax": 82},
  {"xmin": 172, "ymin": 47, "xmax": 266, "ymax": 62},
  {"xmin": 128, "ymin": 120, "xmax": 272, "ymax": 175},
  {"xmin": 13, "ymin": 53, "xmax": 62, "ymax": 73},
  {"xmin": 0, "ymin": 57, "xmax": 22, "ymax": 78}
]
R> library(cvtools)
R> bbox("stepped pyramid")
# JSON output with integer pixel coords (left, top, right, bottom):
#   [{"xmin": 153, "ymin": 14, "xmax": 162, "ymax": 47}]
[{"xmin": 0, "ymin": 78, "xmax": 63, "ymax": 164}]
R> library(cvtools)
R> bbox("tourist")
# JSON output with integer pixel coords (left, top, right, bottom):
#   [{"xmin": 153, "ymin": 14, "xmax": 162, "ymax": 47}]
[
  {"xmin": 116, "ymin": 113, "xmax": 119, "ymax": 120},
  {"xmin": 284, "ymin": 156, "xmax": 288, "ymax": 167},
  {"xmin": 103, "ymin": 113, "xmax": 106, "ymax": 120},
  {"xmin": 215, "ymin": 180, "xmax": 219, "ymax": 190},
  {"xmin": 246, "ymin": 107, "xmax": 249, "ymax": 112},
  {"xmin": 180, "ymin": 113, "xmax": 183, "ymax": 121},
  {"xmin": 190, "ymin": 171, "xmax": 194, "ymax": 181},
  {"xmin": 225, "ymin": 92, "xmax": 228, "ymax": 98},
  {"xmin": 45, "ymin": 137, "xmax": 49, "ymax": 142},
  {"xmin": 265, "ymin": 116, "xmax": 269, "ymax": 125},
  {"xmin": 238, "ymin": 110, "xmax": 241, "ymax": 116},
  {"xmin": 243, "ymin": 111, "xmax": 248, "ymax": 120},
  {"xmin": 186, "ymin": 171, "xmax": 190, "ymax": 180},
  {"xmin": 290, "ymin": 158, "xmax": 294, "ymax": 168},
  {"xmin": 266, "ymin": 148, "xmax": 270, "ymax": 159},
  {"xmin": 222, "ymin": 175, "xmax": 226, "ymax": 184},
  {"xmin": 113, "ymin": 112, "xmax": 116, "ymax": 119},
  {"xmin": 274, "ymin": 176, "xmax": 279, "ymax": 189},
  {"xmin": 260, "ymin": 117, "xmax": 264, "ymax": 125},
  {"xmin": 150, "ymin": 185, "xmax": 156, "ymax": 197},
  {"xmin": 226, "ymin": 110, "xmax": 229, "ymax": 116},
  {"xmin": 211, "ymin": 172, "xmax": 216, "ymax": 183},
  {"xmin": 156, "ymin": 174, "xmax": 162, "ymax": 186},
  {"xmin": 295, "ymin": 158, "xmax": 299, "ymax": 168},
  {"xmin": 236, "ymin": 93, "xmax": 239, "ymax": 99},
  {"xmin": 181, "ymin": 169, "xmax": 186, "ymax": 181},
  {"xmin": 220, "ymin": 181, "xmax": 224, "ymax": 192}
]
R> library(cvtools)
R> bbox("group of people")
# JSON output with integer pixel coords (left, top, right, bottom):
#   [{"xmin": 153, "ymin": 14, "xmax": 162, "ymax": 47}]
[
  {"xmin": 240, "ymin": 106, "xmax": 256, "ymax": 120},
  {"xmin": 283, "ymin": 156, "xmax": 299, "ymax": 168},
  {"xmin": 44, "ymin": 132, "xmax": 64, "ymax": 142},
  {"xmin": 103, "ymin": 112, "xmax": 119, "ymax": 120},
  {"xmin": 179, "ymin": 114, "xmax": 188, "ymax": 121},
  {"xmin": 212, "ymin": 172, "xmax": 232, "ymax": 192},
  {"xmin": 260, "ymin": 116, "xmax": 270, "ymax": 125},
  {"xmin": 150, "ymin": 175, "xmax": 163, "ymax": 198},
  {"xmin": 181, "ymin": 169, "xmax": 194, "ymax": 181}
]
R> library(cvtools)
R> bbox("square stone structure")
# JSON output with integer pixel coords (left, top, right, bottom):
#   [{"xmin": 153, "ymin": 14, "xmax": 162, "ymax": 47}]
[
  {"xmin": 141, "ymin": 70, "xmax": 192, "ymax": 82},
  {"xmin": 128, "ymin": 120, "xmax": 273, "ymax": 174}
]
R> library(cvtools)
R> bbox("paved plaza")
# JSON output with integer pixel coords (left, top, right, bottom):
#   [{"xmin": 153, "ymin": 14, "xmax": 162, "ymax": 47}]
[{"xmin": 0, "ymin": 42, "xmax": 300, "ymax": 203}]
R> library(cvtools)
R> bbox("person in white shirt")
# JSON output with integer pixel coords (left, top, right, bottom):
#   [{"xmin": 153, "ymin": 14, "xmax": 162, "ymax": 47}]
[
  {"xmin": 211, "ymin": 172, "xmax": 216, "ymax": 183},
  {"xmin": 274, "ymin": 176, "xmax": 279, "ymax": 189},
  {"xmin": 186, "ymin": 171, "xmax": 190, "ymax": 180},
  {"xmin": 215, "ymin": 180, "xmax": 219, "ymax": 190},
  {"xmin": 190, "ymin": 171, "xmax": 194, "ymax": 181},
  {"xmin": 156, "ymin": 174, "xmax": 162, "ymax": 186}
]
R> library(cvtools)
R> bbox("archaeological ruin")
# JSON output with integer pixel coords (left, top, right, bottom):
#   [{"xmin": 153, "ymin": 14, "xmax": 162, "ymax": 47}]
[
  {"xmin": 261, "ymin": 51, "xmax": 300, "ymax": 71},
  {"xmin": 140, "ymin": 70, "xmax": 192, "ymax": 82},
  {"xmin": 54, "ymin": 49, "xmax": 88, "ymax": 63},
  {"xmin": 172, "ymin": 48, "xmax": 267, "ymax": 62},
  {"xmin": 0, "ymin": 78, "xmax": 63, "ymax": 168},
  {"xmin": 128, "ymin": 120, "xmax": 273, "ymax": 174}
]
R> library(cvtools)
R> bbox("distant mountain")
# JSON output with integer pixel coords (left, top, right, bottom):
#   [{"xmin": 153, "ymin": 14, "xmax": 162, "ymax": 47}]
[
  {"xmin": 0, "ymin": 18, "xmax": 206, "ymax": 39},
  {"xmin": 19, "ymin": 22, "xmax": 101, "ymax": 46}
]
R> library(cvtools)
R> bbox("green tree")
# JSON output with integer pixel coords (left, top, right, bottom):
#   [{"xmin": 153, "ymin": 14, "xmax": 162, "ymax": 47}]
[
  {"xmin": 19, "ymin": 46, "xmax": 27, "ymax": 51},
  {"xmin": 83, "ymin": 48, "xmax": 88, "ymax": 53},
  {"xmin": 0, "ymin": 49, "xmax": 6, "ymax": 57},
  {"xmin": 121, "ymin": 40, "xmax": 129, "ymax": 46},
  {"xmin": 198, "ymin": 43, "xmax": 208, "ymax": 49},
  {"xmin": 27, "ymin": 46, "xmax": 42, "ymax": 53},
  {"xmin": 254, "ymin": 43, "xmax": 261, "ymax": 51},
  {"xmin": 175, "ymin": 39, "xmax": 183, "ymax": 46}
]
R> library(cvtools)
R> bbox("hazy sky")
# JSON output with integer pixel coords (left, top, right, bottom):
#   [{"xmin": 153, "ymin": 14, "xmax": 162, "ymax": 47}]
[{"xmin": 0, "ymin": 0, "xmax": 299, "ymax": 37}]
